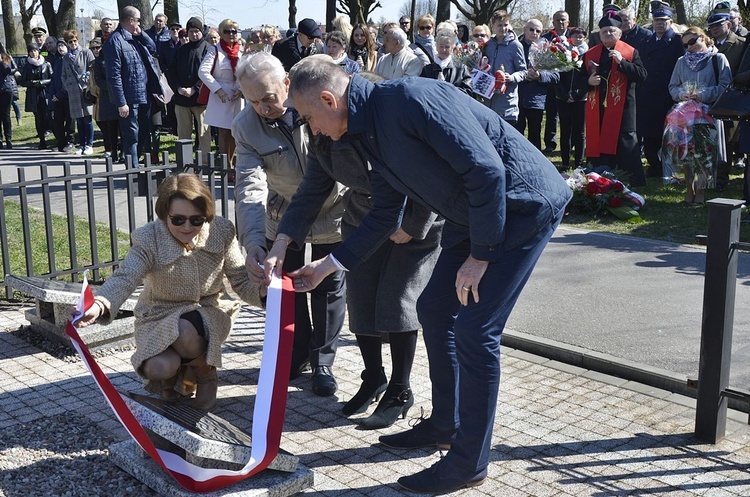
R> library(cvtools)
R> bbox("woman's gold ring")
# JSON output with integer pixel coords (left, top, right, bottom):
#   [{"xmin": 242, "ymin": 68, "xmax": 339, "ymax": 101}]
[{"xmin": 461, "ymin": 285, "xmax": 471, "ymax": 291}]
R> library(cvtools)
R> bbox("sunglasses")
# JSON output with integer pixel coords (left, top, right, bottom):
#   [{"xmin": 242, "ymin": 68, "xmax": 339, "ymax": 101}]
[
  {"xmin": 419, "ymin": 26, "xmax": 433, "ymax": 30},
  {"xmin": 131, "ymin": 17, "xmax": 141, "ymax": 23},
  {"xmin": 169, "ymin": 215, "xmax": 206, "ymax": 227},
  {"xmin": 683, "ymin": 36, "xmax": 699, "ymax": 48},
  {"xmin": 400, "ymin": 21, "xmax": 410, "ymax": 25},
  {"xmin": 527, "ymin": 28, "xmax": 542, "ymax": 33},
  {"xmin": 473, "ymin": 33, "xmax": 488, "ymax": 38},
  {"xmin": 223, "ymin": 29, "xmax": 238, "ymax": 35}
]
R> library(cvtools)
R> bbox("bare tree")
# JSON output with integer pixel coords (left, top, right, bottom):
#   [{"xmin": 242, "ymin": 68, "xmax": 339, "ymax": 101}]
[
  {"xmin": 40, "ymin": 0, "xmax": 76, "ymax": 39},
  {"xmin": 338, "ymin": 0, "xmax": 382, "ymax": 26},
  {"xmin": 1, "ymin": 0, "xmax": 17, "ymax": 51},
  {"xmin": 288, "ymin": 0, "xmax": 297, "ymax": 28},
  {"xmin": 400, "ymin": 0, "xmax": 436, "ymax": 18},
  {"xmin": 164, "ymin": 0, "xmax": 179, "ymax": 25},
  {"xmin": 18, "ymin": 0, "xmax": 42, "ymax": 47},
  {"xmin": 564, "ymin": 0, "xmax": 581, "ymax": 28},
  {"xmin": 449, "ymin": 0, "xmax": 510, "ymax": 26},
  {"xmin": 183, "ymin": 0, "xmax": 219, "ymax": 27},
  {"xmin": 437, "ymin": 0, "xmax": 450, "ymax": 22}
]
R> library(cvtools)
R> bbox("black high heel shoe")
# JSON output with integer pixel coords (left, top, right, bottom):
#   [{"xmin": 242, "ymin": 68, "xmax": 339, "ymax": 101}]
[
  {"xmin": 342, "ymin": 368, "xmax": 387, "ymax": 416},
  {"xmin": 359, "ymin": 382, "xmax": 413, "ymax": 429}
]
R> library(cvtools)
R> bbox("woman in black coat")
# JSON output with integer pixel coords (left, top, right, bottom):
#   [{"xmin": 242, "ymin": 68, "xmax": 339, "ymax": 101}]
[
  {"xmin": 91, "ymin": 39, "xmax": 120, "ymax": 161},
  {"xmin": 267, "ymin": 134, "xmax": 443, "ymax": 430},
  {"xmin": 420, "ymin": 33, "xmax": 472, "ymax": 94},
  {"xmin": 0, "ymin": 43, "xmax": 16, "ymax": 149},
  {"xmin": 20, "ymin": 43, "xmax": 53, "ymax": 149}
]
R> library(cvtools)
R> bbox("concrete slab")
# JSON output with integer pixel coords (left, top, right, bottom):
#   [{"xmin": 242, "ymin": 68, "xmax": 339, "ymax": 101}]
[{"xmin": 109, "ymin": 439, "xmax": 314, "ymax": 497}]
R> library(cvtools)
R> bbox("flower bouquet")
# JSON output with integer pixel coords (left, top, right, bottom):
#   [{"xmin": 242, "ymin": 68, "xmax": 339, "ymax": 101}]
[
  {"xmin": 453, "ymin": 40, "xmax": 485, "ymax": 70},
  {"xmin": 563, "ymin": 168, "xmax": 646, "ymax": 221},
  {"xmin": 659, "ymin": 100, "xmax": 718, "ymax": 187},
  {"xmin": 528, "ymin": 31, "xmax": 581, "ymax": 72}
]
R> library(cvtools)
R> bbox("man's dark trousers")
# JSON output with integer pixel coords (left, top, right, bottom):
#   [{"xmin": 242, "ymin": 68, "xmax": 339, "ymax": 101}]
[
  {"xmin": 119, "ymin": 103, "xmax": 151, "ymax": 166},
  {"xmin": 272, "ymin": 240, "xmax": 346, "ymax": 368},
  {"xmin": 416, "ymin": 213, "xmax": 561, "ymax": 476}
]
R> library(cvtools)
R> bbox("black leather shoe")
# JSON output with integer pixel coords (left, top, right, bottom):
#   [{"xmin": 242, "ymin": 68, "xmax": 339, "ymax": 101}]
[
  {"xmin": 311, "ymin": 366, "xmax": 337, "ymax": 396},
  {"xmin": 398, "ymin": 460, "xmax": 487, "ymax": 494},
  {"xmin": 378, "ymin": 414, "xmax": 455, "ymax": 450},
  {"xmin": 289, "ymin": 358, "xmax": 310, "ymax": 380}
]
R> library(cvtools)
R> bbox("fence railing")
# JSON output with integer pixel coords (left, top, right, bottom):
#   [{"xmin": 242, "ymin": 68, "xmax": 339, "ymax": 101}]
[
  {"xmin": 1, "ymin": 139, "xmax": 232, "ymax": 299},
  {"xmin": 694, "ymin": 199, "xmax": 750, "ymax": 443}
]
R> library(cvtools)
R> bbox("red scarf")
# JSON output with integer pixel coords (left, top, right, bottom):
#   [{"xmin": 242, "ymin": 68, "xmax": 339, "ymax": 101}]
[
  {"xmin": 584, "ymin": 40, "xmax": 635, "ymax": 157},
  {"xmin": 220, "ymin": 39, "xmax": 240, "ymax": 71}
]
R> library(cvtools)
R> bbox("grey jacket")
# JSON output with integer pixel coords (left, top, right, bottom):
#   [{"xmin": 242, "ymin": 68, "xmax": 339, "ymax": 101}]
[{"xmin": 232, "ymin": 106, "xmax": 345, "ymax": 250}]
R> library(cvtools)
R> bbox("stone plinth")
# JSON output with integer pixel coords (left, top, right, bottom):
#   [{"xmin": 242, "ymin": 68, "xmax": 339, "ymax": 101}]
[
  {"xmin": 109, "ymin": 439, "xmax": 314, "ymax": 497},
  {"xmin": 121, "ymin": 393, "xmax": 299, "ymax": 473}
]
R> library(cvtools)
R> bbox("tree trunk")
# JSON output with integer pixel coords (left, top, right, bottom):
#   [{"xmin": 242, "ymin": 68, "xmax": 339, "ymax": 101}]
[
  {"xmin": 449, "ymin": 0, "xmax": 510, "ymax": 26},
  {"xmin": 672, "ymin": 0, "xmax": 687, "ymax": 25},
  {"xmin": 2, "ymin": 0, "xmax": 17, "ymax": 53},
  {"xmin": 288, "ymin": 0, "xmax": 297, "ymax": 29},
  {"xmin": 326, "ymin": 0, "xmax": 336, "ymax": 31},
  {"xmin": 116, "ymin": 0, "xmax": 153, "ymax": 30},
  {"xmin": 564, "ymin": 0, "xmax": 581, "ymax": 28},
  {"xmin": 410, "ymin": 0, "xmax": 416, "ymax": 41},
  {"xmin": 18, "ymin": 0, "xmax": 41, "ymax": 48},
  {"xmin": 436, "ymin": 0, "xmax": 450, "ymax": 23},
  {"xmin": 164, "ymin": 0, "xmax": 179, "ymax": 25}
]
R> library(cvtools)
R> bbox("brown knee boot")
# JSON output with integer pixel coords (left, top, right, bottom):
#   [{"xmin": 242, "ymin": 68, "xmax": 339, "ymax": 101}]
[
  {"xmin": 184, "ymin": 355, "xmax": 218, "ymax": 410},
  {"xmin": 161, "ymin": 374, "xmax": 182, "ymax": 401}
]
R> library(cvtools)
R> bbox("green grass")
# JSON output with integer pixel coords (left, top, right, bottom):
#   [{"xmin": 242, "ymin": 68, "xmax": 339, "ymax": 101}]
[
  {"xmin": 2, "ymin": 199, "xmax": 131, "ymax": 285},
  {"xmin": 12, "ymin": 87, "xmax": 179, "ymax": 160}
]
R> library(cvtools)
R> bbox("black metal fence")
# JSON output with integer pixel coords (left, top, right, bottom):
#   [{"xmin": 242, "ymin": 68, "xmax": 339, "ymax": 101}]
[
  {"xmin": 0, "ymin": 139, "xmax": 233, "ymax": 299},
  {"xmin": 694, "ymin": 199, "xmax": 750, "ymax": 443}
]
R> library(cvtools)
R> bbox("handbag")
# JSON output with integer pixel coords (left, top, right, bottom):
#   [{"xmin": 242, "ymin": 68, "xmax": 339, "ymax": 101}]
[
  {"xmin": 196, "ymin": 46, "xmax": 218, "ymax": 105},
  {"xmin": 708, "ymin": 84, "xmax": 750, "ymax": 121}
]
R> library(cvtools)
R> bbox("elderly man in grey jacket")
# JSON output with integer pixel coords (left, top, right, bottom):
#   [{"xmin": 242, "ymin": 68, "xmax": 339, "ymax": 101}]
[
  {"xmin": 375, "ymin": 27, "xmax": 424, "ymax": 80},
  {"xmin": 233, "ymin": 52, "xmax": 347, "ymax": 396}
]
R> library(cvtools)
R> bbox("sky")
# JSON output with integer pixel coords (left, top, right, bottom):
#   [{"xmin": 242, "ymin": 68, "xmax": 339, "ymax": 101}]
[{"xmin": 83, "ymin": 0, "xmax": 412, "ymax": 30}]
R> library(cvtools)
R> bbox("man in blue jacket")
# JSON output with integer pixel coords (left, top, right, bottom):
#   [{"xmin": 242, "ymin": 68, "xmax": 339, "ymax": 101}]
[
  {"xmin": 271, "ymin": 55, "xmax": 571, "ymax": 494},
  {"xmin": 104, "ymin": 6, "xmax": 161, "ymax": 166}
]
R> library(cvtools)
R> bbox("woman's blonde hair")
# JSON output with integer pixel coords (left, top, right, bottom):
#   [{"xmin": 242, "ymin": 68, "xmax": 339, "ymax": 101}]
[
  {"xmin": 218, "ymin": 19, "xmax": 239, "ymax": 35},
  {"xmin": 155, "ymin": 173, "xmax": 215, "ymax": 222},
  {"xmin": 682, "ymin": 26, "xmax": 713, "ymax": 47}
]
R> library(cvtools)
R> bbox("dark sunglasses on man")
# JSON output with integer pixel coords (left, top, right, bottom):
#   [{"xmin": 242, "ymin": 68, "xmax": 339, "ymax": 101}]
[{"xmin": 169, "ymin": 215, "xmax": 206, "ymax": 227}]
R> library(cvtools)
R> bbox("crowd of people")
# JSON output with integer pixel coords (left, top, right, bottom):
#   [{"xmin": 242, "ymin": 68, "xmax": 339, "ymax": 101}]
[{"xmin": 61, "ymin": 2, "xmax": 750, "ymax": 494}]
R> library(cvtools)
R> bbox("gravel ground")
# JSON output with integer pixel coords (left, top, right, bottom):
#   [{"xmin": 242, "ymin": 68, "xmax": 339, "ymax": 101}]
[{"xmin": 0, "ymin": 416, "xmax": 156, "ymax": 497}]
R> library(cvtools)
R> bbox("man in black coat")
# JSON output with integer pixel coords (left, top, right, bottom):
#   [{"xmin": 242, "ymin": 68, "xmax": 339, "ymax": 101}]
[
  {"xmin": 271, "ymin": 18, "xmax": 323, "ymax": 72},
  {"xmin": 541, "ymin": 10, "xmax": 570, "ymax": 153},
  {"xmin": 619, "ymin": 8, "xmax": 652, "ymax": 51},
  {"xmin": 636, "ymin": 6, "xmax": 684, "ymax": 179}
]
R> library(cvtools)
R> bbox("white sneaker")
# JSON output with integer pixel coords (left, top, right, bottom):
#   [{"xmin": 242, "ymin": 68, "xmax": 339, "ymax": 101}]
[
  {"xmin": 75, "ymin": 147, "xmax": 83, "ymax": 156},
  {"xmin": 83, "ymin": 146, "xmax": 94, "ymax": 156},
  {"xmin": 63, "ymin": 144, "xmax": 76, "ymax": 153}
]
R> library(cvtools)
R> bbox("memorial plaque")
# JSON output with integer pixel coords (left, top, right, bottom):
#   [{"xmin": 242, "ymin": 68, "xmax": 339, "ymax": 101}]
[
  {"xmin": 126, "ymin": 392, "xmax": 252, "ymax": 446},
  {"xmin": 122, "ymin": 391, "xmax": 299, "ymax": 473}
]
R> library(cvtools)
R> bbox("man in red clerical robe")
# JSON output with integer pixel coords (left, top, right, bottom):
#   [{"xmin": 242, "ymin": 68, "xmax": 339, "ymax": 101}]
[{"xmin": 584, "ymin": 12, "xmax": 648, "ymax": 186}]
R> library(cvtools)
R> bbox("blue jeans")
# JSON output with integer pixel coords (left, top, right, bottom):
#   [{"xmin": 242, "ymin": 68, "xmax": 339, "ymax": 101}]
[
  {"xmin": 416, "ymin": 214, "xmax": 562, "ymax": 476},
  {"xmin": 119, "ymin": 103, "xmax": 151, "ymax": 166},
  {"xmin": 76, "ymin": 116, "xmax": 94, "ymax": 148}
]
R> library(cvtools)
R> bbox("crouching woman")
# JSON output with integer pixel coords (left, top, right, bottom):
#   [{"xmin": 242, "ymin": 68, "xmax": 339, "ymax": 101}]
[{"xmin": 74, "ymin": 173, "xmax": 264, "ymax": 410}]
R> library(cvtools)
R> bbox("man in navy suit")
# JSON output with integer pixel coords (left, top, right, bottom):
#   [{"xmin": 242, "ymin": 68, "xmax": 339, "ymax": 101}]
[{"xmin": 271, "ymin": 55, "xmax": 571, "ymax": 495}]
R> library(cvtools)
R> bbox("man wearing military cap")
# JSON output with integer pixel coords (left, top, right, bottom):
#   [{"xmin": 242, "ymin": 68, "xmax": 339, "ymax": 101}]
[
  {"xmin": 708, "ymin": 11, "xmax": 746, "ymax": 189},
  {"xmin": 31, "ymin": 27, "xmax": 46, "ymax": 49},
  {"xmin": 637, "ymin": 5, "xmax": 684, "ymax": 179}
]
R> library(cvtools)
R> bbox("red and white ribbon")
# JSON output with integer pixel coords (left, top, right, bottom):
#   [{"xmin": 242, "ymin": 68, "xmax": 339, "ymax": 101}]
[{"xmin": 67, "ymin": 271, "xmax": 295, "ymax": 493}]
